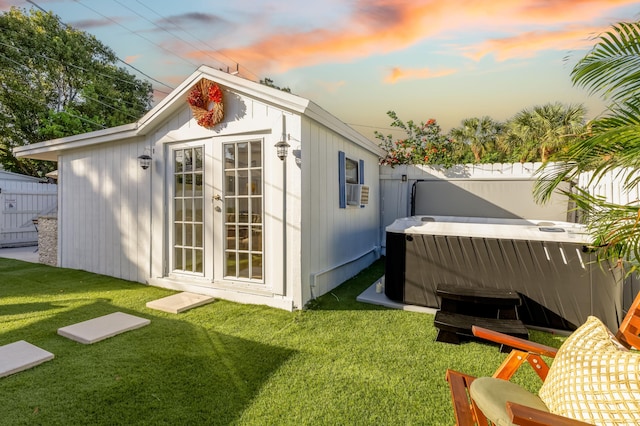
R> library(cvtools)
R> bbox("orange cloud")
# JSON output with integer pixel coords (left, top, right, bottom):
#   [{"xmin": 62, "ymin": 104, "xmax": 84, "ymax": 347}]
[
  {"xmin": 464, "ymin": 25, "xmax": 606, "ymax": 62},
  {"xmin": 187, "ymin": 0, "xmax": 452, "ymax": 73},
  {"xmin": 125, "ymin": 55, "xmax": 141, "ymax": 64},
  {"xmin": 184, "ymin": 0, "xmax": 638, "ymax": 74},
  {"xmin": 385, "ymin": 66, "xmax": 457, "ymax": 84}
]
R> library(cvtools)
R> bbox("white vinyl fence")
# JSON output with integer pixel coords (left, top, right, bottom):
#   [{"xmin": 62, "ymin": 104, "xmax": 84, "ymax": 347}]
[{"xmin": 0, "ymin": 171, "xmax": 57, "ymax": 247}]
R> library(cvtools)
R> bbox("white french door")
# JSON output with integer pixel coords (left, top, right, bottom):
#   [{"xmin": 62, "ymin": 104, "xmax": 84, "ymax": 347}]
[{"xmin": 168, "ymin": 139, "xmax": 264, "ymax": 284}]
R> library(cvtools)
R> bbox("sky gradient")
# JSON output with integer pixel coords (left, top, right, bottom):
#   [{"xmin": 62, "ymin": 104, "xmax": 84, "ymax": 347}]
[{"xmin": 2, "ymin": 0, "xmax": 640, "ymax": 139}]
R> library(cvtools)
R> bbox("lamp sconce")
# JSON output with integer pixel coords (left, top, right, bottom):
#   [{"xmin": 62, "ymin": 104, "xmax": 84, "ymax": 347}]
[
  {"xmin": 275, "ymin": 137, "xmax": 290, "ymax": 161},
  {"xmin": 137, "ymin": 153, "xmax": 152, "ymax": 170}
]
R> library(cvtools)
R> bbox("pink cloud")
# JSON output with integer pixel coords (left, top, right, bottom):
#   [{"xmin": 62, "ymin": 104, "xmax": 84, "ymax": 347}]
[
  {"xmin": 124, "ymin": 54, "xmax": 141, "ymax": 64},
  {"xmin": 464, "ymin": 25, "xmax": 607, "ymax": 61},
  {"xmin": 385, "ymin": 66, "xmax": 458, "ymax": 84},
  {"xmin": 183, "ymin": 0, "xmax": 637, "ymax": 74}
]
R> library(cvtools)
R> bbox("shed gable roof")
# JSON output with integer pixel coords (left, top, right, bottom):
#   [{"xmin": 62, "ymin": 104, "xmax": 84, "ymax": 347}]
[{"xmin": 15, "ymin": 66, "xmax": 384, "ymax": 161}]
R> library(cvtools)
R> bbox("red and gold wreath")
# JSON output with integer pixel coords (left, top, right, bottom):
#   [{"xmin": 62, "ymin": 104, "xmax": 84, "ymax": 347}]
[{"xmin": 187, "ymin": 78, "xmax": 224, "ymax": 128}]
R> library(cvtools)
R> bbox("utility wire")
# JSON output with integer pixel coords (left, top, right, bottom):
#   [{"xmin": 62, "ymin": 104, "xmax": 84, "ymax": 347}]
[
  {"xmin": 133, "ymin": 0, "xmax": 262, "ymax": 82},
  {"xmin": 72, "ymin": 0, "xmax": 198, "ymax": 70},
  {"xmin": 0, "ymin": 41, "xmax": 169, "ymax": 106},
  {"xmin": 112, "ymin": 0, "xmax": 229, "ymax": 72},
  {"xmin": 4, "ymin": 86, "xmax": 107, "ymax": 129},
  {"xmin": 26, "ymin": 0, "xmax": 174, "ymax": 90}
]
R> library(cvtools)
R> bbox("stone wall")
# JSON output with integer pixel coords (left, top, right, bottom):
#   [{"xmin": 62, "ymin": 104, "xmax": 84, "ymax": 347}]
[{"xmin": 38, "ymin": 215, "xmax": 57, "ymax": 266}]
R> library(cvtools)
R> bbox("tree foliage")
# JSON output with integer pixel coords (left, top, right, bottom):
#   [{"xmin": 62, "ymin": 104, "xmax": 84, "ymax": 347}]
[
  {"xmin": 377, "ymin": 102, "xmax": 585, "ymax": 166},
  {"xmin": 0, "ymin": 7, "xmax": 153, "ymax": 176},
  {"xmin": 535, "ymin": 20, "xmax": 640, "ymax": 271},
  {"xmin": 375, "ymin": 111, "xmax": 455, "ymax": 167}
]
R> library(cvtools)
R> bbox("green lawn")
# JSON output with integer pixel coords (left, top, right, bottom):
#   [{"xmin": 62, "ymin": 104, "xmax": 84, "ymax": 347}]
[{"xmin": 0, "ymin": 258, "xmax": 563, "ymax": 425}]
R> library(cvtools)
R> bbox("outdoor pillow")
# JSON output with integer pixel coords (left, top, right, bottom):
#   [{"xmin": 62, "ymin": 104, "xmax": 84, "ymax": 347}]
[
  {"xmin": 469, "ymin": 376, "xmax": 550, "ymax": 426},
  {"xmin": 538, "ymin": 315, "xmax": 640, "ymax": 425}
]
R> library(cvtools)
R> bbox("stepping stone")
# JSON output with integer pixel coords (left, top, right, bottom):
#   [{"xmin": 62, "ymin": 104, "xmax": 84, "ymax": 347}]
[
  {"xmin": 146, "ymin": 292, "xmax": 214, "ymax": 314},
  {"xmin": 57, "ymin": 312, "xmax": 150, "ymax": 344},
  {"xmin": 0, "ymin": 340, "xmax": 54, "ymax": 378}
]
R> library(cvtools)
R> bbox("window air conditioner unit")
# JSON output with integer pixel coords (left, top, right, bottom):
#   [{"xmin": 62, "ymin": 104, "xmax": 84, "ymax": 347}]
[{"xmin": 346, "ymin": 184, "xmax": 369, "ymax": 206}]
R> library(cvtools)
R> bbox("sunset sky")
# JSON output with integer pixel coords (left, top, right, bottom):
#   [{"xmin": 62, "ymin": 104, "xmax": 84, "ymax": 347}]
[{"xmin": 2, "ymin": 0, "xmax": 640, "ymax": 138}]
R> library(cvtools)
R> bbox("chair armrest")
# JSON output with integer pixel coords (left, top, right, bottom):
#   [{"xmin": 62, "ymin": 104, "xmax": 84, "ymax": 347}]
[
  {"xmin": 472, "ymin": 326, "xmax": 558, "ymax": 358},
  {"xmin": 507, "ymin": 402, "xmax": 592, "ymax": 426}
]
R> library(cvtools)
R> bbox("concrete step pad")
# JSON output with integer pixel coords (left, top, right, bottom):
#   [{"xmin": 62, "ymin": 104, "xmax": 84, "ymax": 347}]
[
  {"xmin": 146, "ymin": 292, "xmax": 214, "ymax": 314},
  {"xmin": 0, "ymin": 340, "xmax": 54, "ymax": 378},
  {"xmin": 58, "ymin": 312, "xmax": 150, "ymax": 344}
]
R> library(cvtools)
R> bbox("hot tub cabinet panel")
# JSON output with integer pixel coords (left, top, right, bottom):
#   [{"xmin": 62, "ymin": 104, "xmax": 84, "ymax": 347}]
[{"xmin": 385, "ymin": 216, "xmax": 623, "ymax": 331}]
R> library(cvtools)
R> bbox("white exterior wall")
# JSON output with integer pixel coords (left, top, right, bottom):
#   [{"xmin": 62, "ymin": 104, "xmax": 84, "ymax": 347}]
[
  {"xmin": 58, "ymin": 139, "xmax": 150, "ymax": 282},
  {"xmin": 300, "ymin": 118, "xmax": 381, "ymax": 304},
  {"xmin": 147, "ymin": 96, "xmax": 300, "ymax": 310}
]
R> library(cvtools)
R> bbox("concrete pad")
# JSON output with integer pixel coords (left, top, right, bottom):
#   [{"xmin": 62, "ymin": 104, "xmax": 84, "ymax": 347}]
[
  {"xmin": 356, "ymin": 277, "xmax": 438, "ymax": 314},
  {"xmin": 0, "ymin": 340, "xmax": 54, "ymax": 378},
  {"xmin": 146, "ymin": 292, "xmax": 214, "ymax": 314},
  {"xmin": 57, "ymin": 312, "xmax": 150, "ymax": 344}
]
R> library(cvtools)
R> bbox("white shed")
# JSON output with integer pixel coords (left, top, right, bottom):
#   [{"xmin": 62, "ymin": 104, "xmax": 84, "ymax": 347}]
[
  {"xmin": 0, "ymin": 170, "xmax": 57, "ymax": 247},
  {"xmin": 15, "ymin": 66, "xmax": 384, "ymax": 310}
]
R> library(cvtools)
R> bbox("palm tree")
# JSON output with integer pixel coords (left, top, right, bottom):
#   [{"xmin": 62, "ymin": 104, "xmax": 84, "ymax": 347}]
[
  {"xmin": 535, "ymin": 21, "xmax": 640, "ymax": 269},
  {"xmin": 449, "ymin": 116, "xmax": 503, "ymax": 163},
  {"xmin": 504, "ymin": 103, "xmax": 586, "ymax": 162}
]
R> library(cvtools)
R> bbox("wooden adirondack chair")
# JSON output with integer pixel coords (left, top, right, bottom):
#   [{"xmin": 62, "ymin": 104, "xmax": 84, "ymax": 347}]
[{"xmin": 446, "ymin": 291, "xmax": 640, "ymax": 426}]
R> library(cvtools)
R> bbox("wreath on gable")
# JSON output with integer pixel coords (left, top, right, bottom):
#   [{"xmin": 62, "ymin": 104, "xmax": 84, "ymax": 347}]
[{"xmin": 187, "ymin": 78, "xmax": 224, "ymax": 128}]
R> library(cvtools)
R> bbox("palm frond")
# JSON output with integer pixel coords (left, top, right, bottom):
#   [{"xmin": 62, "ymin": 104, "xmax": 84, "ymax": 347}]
[{"xmin": 572, "ymin": 22, "xmax": 640, "ymax": 103}]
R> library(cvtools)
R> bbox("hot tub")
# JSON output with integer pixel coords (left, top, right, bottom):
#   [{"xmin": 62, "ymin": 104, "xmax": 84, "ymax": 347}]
[{"xmin": 384, "ymin": 215, "xmax": 623, "ymax": 331}]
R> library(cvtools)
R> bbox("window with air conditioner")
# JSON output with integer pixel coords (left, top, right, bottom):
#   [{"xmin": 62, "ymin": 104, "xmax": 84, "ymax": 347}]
[{"xmin": 339, "ymin": 151, "xmax": 369, "ymax": 208}]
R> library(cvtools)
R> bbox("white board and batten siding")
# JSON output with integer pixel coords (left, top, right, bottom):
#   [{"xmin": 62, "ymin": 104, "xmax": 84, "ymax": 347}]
[
  {"xmin": 0, "ymin": 170, "xmax": 57, "ymax": 247},
  {"xmin": 301, "ymin": 118, "xmax": 381, "ymax": 302},
  {"xmin": 57, "ymin": 139, "xmax": 150, "ymax": 283}
]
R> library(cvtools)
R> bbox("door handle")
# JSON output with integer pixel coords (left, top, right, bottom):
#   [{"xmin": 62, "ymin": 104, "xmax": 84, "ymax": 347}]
[{"xmin": 213, "ymin": 194, "xmax": 222, "ymax": 201}]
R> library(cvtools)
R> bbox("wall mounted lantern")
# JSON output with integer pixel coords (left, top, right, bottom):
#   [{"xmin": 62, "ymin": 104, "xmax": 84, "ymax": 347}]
[
  {"xmin": 137, "ymin": 154, "xmax": 152, "ymax": 170},
  {"xmin": 275, "ymin": 140, "xmax": 290, "ymax": 161}
]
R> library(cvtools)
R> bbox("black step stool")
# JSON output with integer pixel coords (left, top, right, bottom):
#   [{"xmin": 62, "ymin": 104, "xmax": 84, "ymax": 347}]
[{"xmin": 434, "ymin": 284, "xmax": 528, "ymax": 345}]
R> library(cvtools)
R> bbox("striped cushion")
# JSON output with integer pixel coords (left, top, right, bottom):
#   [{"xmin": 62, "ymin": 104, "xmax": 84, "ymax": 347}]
[{"xmin": 538, "ymin": 316, "xmax": 640, "ymax": 425}]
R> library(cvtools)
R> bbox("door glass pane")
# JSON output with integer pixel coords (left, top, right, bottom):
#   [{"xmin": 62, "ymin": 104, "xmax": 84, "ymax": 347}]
[
  {"xmin": 251, "ymin": 171, "xmax": 262, "ymax": 195},
  {"xmin": 252, "ymin": 254, "xmax": 262, "ymax": 280},
  {"xmin": 251, "ymin": 199, "xmax": 262, "ymax": 223},
  {"xmin": 226, "ymin": 225, "xmax": 236, "ymax": 250},
  {"xmin": 252, "ymin": 227, "xmax": 262, "ymax": 251},
  {"xmin": 237, "ymin": 143, "xmax": 248, "ymax": 168},
  {"xmin": 223, "ymin": 141, "xmax": 263, "ymax": 281},
  {"xmin": 238, "ymin": 198, "xmax": 249, "ymax": 223},
  {"xmin": 225, "ymin": 171, "xmax": 235, "ymax": 195},
  {"xmin": 194, "ymin": 148, "xmax": 203, "ymax": 171},
  {"xmin": 194, "ymin": 249, "xmax": 203, "ymax": 273},
  {"xmin": 238, "ymin": 253, "xmax": 249, "ymax": 278},
  {"xmin": 226, "ymin": 252, "xmax": 236, "ymax": 276},
  {"xmin": 238, "ymin": 170, "xmax": 248, "ymax": 195},
  {"xmin": 251, "ymin": 141, "xmax": 261, "ymax": 168},
  {"xmin": 224, "ymin": 145, "xmax": 235, "ymax": 169}
]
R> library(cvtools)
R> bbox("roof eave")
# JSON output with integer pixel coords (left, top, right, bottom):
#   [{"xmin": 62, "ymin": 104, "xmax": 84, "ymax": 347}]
[{"xmin": 13, "ymin": 123, "xmax": 138, "ymax": 161}]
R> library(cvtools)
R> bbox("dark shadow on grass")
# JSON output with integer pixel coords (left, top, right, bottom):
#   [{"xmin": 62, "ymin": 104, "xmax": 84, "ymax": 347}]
[{"xmin": 0, "ymin": 298, "xmax": 296, "ymax": 425}]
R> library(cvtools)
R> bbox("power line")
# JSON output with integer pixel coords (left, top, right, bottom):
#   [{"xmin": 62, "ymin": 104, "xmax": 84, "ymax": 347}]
[
  {"xmin": 3, "ymin": 86, "xmax": 108, "ymax": 130},
  {"xmin": 26, "ymin": 0, "xmax": 174, "ymax": 90},
  {"xmin": 0, "ymin": 45, "xmax": 160, "ymax": 117},
  {"xmin": 133, "ymin": 0, "xmax": 262, "ymax": 82},
  {"xmin": 112, "ymin": 0, "xmax": 229, "ymax": 71},
  {"xmin": 0, "ymin": 41, "xmax": 169, "ymax": 98},
  {"xmin": 72, "ymin": 0, "xmax": 199, "ymax": 70}
]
